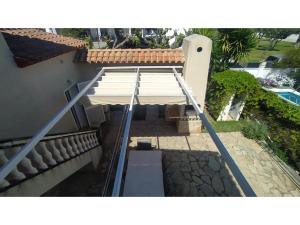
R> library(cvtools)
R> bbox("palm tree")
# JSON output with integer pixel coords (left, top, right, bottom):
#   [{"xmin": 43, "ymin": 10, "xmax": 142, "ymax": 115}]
[
  {"xmin": 218, "ymin": 29, "xmax": 257, "ymax": 65},
  {"xmin": 173, "ymin": 28, "xmax": 258, "ymax": 73}
]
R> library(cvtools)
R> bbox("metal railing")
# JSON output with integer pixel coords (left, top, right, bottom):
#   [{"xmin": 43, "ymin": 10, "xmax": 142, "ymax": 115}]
[
  {"xmin": 0, "ymin": 66, "xmax": 256, "ymax": 197},
  {"xmin": 173, "ymin": 68, "xmax": 256, "ymax": 197},
  {"xmin": 0, "ymin": 66, "xmax": 180, "ymax": 186},
  {"xmin": 112, "ymin": 68, "xmax": 140, "ymax": 196},
  {"xmin": 0, "ymin": 68, "xmax": 104, "ymax": 182},
  {"xmin": 102, "ymin": 106, "xmax": 128, "ymax": 196},
  {"xmin": 109, "ymin": 66, "xmax": 256, "ymax": 196}
]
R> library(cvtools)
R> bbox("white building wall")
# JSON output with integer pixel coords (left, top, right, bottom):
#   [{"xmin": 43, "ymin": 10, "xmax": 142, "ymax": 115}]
[
  {"xmin": 0, "ymin": 34, "xmax": 96, "ymax": 140},
  {"xmin": 217, "ymin": 94, "xmax": 235, "ymax": 121}
]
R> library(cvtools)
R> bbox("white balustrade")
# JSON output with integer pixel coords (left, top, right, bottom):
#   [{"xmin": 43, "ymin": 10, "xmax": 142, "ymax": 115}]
[
  {"xmin": 0, "ymin": 150, "xmax": 26, "ymax": 181},
  {"xmin": 87, "ymin": 134, "xmax": 94, "ymax": 147},
  {"xmin": 0, "ymin": 131, "xmax": 100, "ymax": 190},
  {"xmin": 83, "ymin": 134, "xmax": 92, "ymax": 149},
  {"xmin": 75, "ymin": 135, "xmax": 85, "ymax": 153},
  {"xmin": 69, "ymin": 136, "xmax": 80, "ymax": 155},
  {"xmin": 28, "ymin": 147, "xmax": 48, "ymax": 170},
  {"xmin": 90, "ymin": 133, "xmax": 96, "ymax": 147},
  {"xmin": 83, "ymin": 134, "xmax": 90, "ymax": 150},
  {"xmin": 79, "ymin": 135, "xmax": 88, "ymax": 151},
  {"xmin": 92, "ymin": 133, "xmax": 99, "ymax": 145},
  {"xmin": 48, "ymin": 140, "xmax": 64, "ymax": 163},
  {"xmin": 38, "ymin": 142, "xmax": 57, "ymax": 166},
  {"xmin": 63, "ymin": 137, "xmax": 75, "ymax": 157},
  {"xmin": 10, "ymin": 147, "xmax": 38, "ymax": 175},
  {"xmin": 56, "ymin": 139, "xmax": 70, "ymax": 160}
]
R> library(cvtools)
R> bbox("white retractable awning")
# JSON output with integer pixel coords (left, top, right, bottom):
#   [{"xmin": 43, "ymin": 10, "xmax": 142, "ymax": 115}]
[{"xmin": 79, "ymin": 70, "xmax": 192, "ymax": 105}]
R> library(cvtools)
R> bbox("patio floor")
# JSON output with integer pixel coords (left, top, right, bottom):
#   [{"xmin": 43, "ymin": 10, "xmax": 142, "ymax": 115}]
[{"xmin": 129, "ymin": 119, "xmax": 300, "ymax": 197}]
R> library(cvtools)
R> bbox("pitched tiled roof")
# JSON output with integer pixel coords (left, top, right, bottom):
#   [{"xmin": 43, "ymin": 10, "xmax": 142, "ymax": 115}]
[
  {"xmin": 0, "ymin": 28, "xmax": 86, "ymax": 67},
  {"xmin": 75, "ymin": 48, "xmax": 184, "ymax": 65}
]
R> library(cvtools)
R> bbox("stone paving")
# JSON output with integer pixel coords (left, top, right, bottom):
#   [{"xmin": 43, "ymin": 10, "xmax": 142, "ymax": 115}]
[{"xmin": 129, "ymin": 120, "xmax": 300, "ymax": 197}]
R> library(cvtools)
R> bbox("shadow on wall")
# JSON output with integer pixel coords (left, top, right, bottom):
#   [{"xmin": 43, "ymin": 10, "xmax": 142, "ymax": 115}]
[{"xmin": 161, "ymin": 150, "xmax": 242, "ymax": 197}]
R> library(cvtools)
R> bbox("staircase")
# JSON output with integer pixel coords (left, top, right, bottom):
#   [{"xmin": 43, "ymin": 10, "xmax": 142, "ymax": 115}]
[{"xmin": 0, "ymin": 130, "xmax": 102, "ymax": 196}]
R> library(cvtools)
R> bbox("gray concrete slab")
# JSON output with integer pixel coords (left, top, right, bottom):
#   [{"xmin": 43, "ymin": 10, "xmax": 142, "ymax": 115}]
[{"xmin": 123, "ymin": 150, "xmax": 165, "ymax": 197}]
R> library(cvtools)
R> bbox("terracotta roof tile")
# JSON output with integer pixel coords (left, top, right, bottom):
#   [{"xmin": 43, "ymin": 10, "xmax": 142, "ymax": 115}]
[
  {"xmin": 75, "ymin": 48, "xmax": 184, "ymax": 65},
  {"xmin": 0, "ymin": 28, "xmax": 86, "ymax": 67}
]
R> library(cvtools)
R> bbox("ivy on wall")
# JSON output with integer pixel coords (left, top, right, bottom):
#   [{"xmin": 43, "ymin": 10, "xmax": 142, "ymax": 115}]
[{"xmin": 206, "ymin": 70, "xmax": 261, "ymax": 119}]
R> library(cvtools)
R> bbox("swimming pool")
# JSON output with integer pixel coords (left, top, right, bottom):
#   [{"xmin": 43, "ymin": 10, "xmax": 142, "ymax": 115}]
[{"xmin": 276, "ymin": 92, "xmax": 300, "ymax": 106}]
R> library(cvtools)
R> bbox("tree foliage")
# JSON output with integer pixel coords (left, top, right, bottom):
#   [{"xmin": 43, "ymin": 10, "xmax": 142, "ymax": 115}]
[
  {"xmin": 174, "ymin": 28, "xmax": 257, "ymax": 73},
  {"xmin": 257, "ymin": 28, "xmax": 296, "ymax": 50},
  {"xmin": 218, "ymin": 29, "xmax": 257, "ymax": 64},
  {"xmin": 277, "ymin": 47, "xmax": 300, "ymax": 68},
  {"xmin": 102, "ymin": 28, "xmax": 172, "ymax": 49},
  {"xmin": 57, "ymin": 28, "xmax": 89, "ymax": 39},
  {"xmin": 57, "ymin": 28, "xmax": 92, "ymax": 48}
]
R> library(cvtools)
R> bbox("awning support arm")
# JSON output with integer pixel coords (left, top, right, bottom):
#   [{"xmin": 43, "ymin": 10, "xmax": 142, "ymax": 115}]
[{"xmin": 173, "ymin": 68, "xmax": 256, "ymax": 197}]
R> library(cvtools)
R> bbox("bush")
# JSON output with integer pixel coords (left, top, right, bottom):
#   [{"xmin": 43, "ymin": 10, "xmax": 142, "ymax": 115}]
[
  {"xmin": 242, "ymin": 120, "xmax": 269, "ymax": 141},
  {"xmin": 245, "ymin": 109, "xmax": 300, "ymax": 169},
  {"xmin": 206, "ymin": 70, "xmax": 261, "ymax": 120},
  {"xmin": 259, "ymin": 90, "xmax": 300, "ymax": 126},
  {"xmin": 266, "ymin": 140, "xmax": 289, "ymax": 164},
  {"xmin": 206, "ymin": 69, "xmax": 300, "ymax": 171}
]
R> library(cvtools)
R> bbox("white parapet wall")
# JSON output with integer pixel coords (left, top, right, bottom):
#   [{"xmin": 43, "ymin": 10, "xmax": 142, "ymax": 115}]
[
  {"xmin": 176, "ymin": 34, "xmax": 212, "ymax": 133},
  {"xmin": 182, "ymin": 34, "xmax": 212, "ymax": 110},
  {"xmin": 217, "ymin": 94, "xmax": 235, "ymax": 121}
]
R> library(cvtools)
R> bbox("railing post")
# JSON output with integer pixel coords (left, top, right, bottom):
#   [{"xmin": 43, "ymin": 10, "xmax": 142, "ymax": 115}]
[
  {"xmin": 112, "ymin": 67, "xmax": 140, "ymax": 196},
  {"xmin": 29, "ymin": 147, "xmax": 48, "ymax": 170},
  {"xmin": 38, "ymin": 142, "xmax": 57, "ymax": 166}
]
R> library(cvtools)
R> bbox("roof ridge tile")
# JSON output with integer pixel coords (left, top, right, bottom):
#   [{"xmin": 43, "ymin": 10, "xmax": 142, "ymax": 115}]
[{"xmin": 76, "ymin": 48, "xmax": 184, "ymax": 65}]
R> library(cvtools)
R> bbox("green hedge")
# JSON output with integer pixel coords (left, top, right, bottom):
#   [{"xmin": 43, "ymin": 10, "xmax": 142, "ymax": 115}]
[
  {"xmin": 206, "ymin": 70, "xmax": 261, "ymax": 119},
  {"xmin": 206, "ymin": 70, "xmax": 300, "ymax": 170},
  {"xmin": 258, "ymin": 91, "xmax": 300, "ymax": 126}
]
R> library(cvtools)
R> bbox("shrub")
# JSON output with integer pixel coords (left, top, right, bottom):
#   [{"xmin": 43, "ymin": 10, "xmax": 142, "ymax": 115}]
[
  {"xmin": 259, "ymin": 90, "xmax": 300, "ymax": 126},
  {"xmin": 266, "ymin": 140, "xmax": 289, "ymax": 164},
  {"xmin": 242, "ymin": 120, "xmax": 269, "ymax": 141},
  {"xmin": 206, "ymin": 70, "xmax": 261, "ymax": 120},
  {"xmin": 206, "ymin": 69, "xmax": 300, "ymax": 171}
]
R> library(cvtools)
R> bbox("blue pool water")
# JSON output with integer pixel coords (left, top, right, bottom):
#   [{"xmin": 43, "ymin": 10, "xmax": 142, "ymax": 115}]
[{"xmin": 277, "ymin": 92, "xmax": 300, "ymax": 106}]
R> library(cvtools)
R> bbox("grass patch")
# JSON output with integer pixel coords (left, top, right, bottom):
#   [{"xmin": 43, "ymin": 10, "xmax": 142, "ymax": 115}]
[
  {"xmin": 203, "ymin": 110, "xmax": 248, "ymax": 132},
  {"xmin": 239, "ymin": 39, "xmax": 294, "ymax": 64}
]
